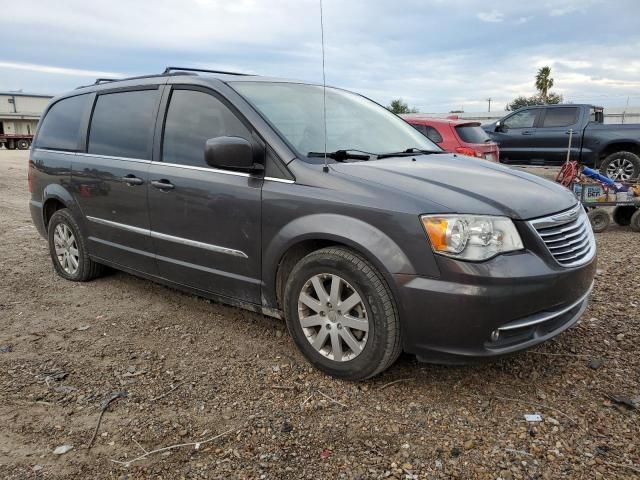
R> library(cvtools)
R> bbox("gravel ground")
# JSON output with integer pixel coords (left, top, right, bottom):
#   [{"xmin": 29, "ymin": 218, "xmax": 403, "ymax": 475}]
[{"xmin": 0, "ymin": 150, "xmax": 639, "ymax": 479}]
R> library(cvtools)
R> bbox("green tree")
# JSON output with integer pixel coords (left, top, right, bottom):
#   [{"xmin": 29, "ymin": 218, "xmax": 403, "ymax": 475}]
[
  {"xmin": 387, "ymin": 99, "xmax": 418, "ymax": 114},
  {"xmin": 506, "ymin": 93, "xmax": 563, "ymax": 111},
  {"xmin": 535, "ymin": 66, "xmax": 554, "ymax": 102}
]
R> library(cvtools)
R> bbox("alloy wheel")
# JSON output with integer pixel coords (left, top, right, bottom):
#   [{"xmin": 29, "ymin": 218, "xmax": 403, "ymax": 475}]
[
  {"xmin": 297, "ymin": 273, "xmax": 369, "ymax": 362},
  {"xmin": 606, "ymin": 157, "xmax": 635, "ymax": 181},
  {"xmin": 53, "ymin": 224, "xmax": 80, "ymax": 275}
]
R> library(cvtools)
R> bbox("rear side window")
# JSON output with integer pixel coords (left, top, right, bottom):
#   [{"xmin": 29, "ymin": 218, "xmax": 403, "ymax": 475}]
[
  {"xmin": 88, "ymin": 90, "xmax": 158, "ymax": 159},
  {"xmin": 455, "ymin": 125, "xmax": 490, "ymax": 144},
  {"xmin": 162, "ymin": 89, "xmax": 251, "ymax": 167},
  {"xmin": 412, "ymin": 124, "xmax": 443, "ymax": 143},
  {"xmin": 35, "ymin": 94, "xmax": 90, "ymax": 151},
  {"xmin": 541, "ymin": 107, "xmax": 579, "ymax": 128}
]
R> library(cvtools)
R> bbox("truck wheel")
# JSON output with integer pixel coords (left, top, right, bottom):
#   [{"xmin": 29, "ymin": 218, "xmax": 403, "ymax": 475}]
[
  {"xmin": 630, "ymin": 209, "xmax": 640, "ymax": 233},
  {"xmin": 48, "ymin": 208, "xmax": 104, "ymax": 281},
  {"xmin": 612, "ymin": 205, "xmax": 636, "ymax": 226},
  {"xmin": 600, "ymin": 151, "xmax": 640, "ymax": 181},
  {"xmin": 587, "ymin": 209, "xmax": 610, "ymax": 233},
  {"xmin": 6, "ymin": 141, "xmax": 16, "ymax": 150},
  {"xmin": 16, "ymin": 139, "xmax": 30, "ymax": 150},
  {"xmin": 284, "ymin": 246, "xmax": 402, "ymax": 380}
]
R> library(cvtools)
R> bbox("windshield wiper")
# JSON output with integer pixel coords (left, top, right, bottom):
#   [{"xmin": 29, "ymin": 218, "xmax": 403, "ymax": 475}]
[
  {"xmin": 307, "ymin": 150, "xmax": 373, "ymax": 161},
  {"xmin": 376, "ymin": 148, "xmax": 441, "ymax": 159}
]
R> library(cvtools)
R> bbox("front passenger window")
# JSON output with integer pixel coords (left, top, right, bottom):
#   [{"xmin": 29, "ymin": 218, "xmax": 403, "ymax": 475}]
[
  {"xmin": 163, "ymin": 90, "xmax": 251, "ymax": 167},
  {"xmin": 503, "ymin": 110, "xmax": 537, "ymax": 129}
]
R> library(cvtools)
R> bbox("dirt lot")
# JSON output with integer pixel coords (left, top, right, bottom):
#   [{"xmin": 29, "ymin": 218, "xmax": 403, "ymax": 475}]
[{"xmin": 1, "ymin": 149, "xmax": 639, "ymax": 479}]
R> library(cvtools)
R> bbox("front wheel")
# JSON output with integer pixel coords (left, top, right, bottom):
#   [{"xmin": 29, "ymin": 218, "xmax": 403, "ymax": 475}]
[
  {"xmin": 16, "ymin": 139, "xmax": 30, "ymax": 150},
  {"xmin": 48, "ymin": 208, "xmax": 104, "ymax": 281},
  {"xmin": 284, "ymin": 247, "xmax": 402, "ymax": 380}
]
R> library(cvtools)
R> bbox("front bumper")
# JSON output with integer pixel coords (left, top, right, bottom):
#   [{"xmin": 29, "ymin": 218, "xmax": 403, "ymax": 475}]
[{"xmin": 395, "ymin": 245, "xmax": 596, "ymax": 363}]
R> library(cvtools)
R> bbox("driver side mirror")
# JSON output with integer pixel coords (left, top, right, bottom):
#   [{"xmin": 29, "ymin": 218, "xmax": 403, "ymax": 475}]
[
  {"xmin": 495, "ymin": 120, "xmax": 506, "ymax": 133},
  {"xmin": 204, "ymin": 136, "xmax": 263, "ymax": 172}
]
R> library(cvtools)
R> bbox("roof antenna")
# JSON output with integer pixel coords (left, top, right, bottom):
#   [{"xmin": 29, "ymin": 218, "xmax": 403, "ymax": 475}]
[{"xmin": 319, "ymin": 0, "xmax": 329, "ymax": 173}]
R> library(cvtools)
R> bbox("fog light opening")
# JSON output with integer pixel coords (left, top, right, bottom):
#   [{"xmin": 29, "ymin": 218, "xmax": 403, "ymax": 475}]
[{"xmin": 490, "ymin": 329, "xmax": 500, "ymax": 342}]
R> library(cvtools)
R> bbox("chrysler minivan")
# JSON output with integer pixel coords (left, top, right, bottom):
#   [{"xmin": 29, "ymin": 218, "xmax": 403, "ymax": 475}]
[{"xmin": 29, "ymin": 68, "xmax": 596, "ymax": 380}]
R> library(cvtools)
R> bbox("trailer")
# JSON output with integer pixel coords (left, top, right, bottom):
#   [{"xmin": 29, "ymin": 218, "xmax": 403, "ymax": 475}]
[{"xmin": 0, "ymin": 133, "xmax": 33, "ymax": 150}]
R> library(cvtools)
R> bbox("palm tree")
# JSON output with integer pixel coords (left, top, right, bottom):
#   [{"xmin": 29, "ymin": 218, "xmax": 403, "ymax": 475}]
[{"xmin": 535, "ymin": 66, "xmax": 554, "ymax": 103}]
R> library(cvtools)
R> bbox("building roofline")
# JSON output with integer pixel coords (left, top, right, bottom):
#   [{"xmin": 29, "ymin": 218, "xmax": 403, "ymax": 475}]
[{"xmin": 0, "ymin": 92, "xmax": 54, "ymax": 98}]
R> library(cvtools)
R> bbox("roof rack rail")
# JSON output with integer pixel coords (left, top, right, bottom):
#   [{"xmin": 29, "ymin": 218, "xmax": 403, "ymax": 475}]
[
  {"xmin": 163, "ymin": 66, "xmax": 252, "ymax": 76},
  {"xmin": 94, "ymin": 78, "xmax": 117, "ymax": 85}
]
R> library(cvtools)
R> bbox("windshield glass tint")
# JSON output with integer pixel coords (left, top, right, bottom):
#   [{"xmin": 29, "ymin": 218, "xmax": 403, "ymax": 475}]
[
  {"xmin": 455, "ymin": 125, "xmax": 490, "ymax": 144},
  {"xmin": 230, "ymin": 82, "xmax": 438, "ymax": 157}
]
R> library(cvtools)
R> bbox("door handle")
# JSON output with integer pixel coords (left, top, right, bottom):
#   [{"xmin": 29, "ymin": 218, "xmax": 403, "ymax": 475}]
[
  {"xmin": 521, "ymin": 130, "xmax": 534, "ymax": 135},
  {"xmin": 150, "ymin": 179, "xmax": 175, "ymax": 191},
  {"xmin": 120, "ymin": 175, "xmax": 144, "ymax": 186}
]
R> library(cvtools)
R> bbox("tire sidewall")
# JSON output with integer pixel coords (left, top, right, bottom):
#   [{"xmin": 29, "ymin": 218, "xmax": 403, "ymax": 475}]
[
  {"xmin": 630, "ymin": 209, "xmax": 640, "ymax": 233},
  {"xmin": 284, "ymin": 253, "xmax": 391, "ymax": 380},
  {"xmin": 47, "ymin": 209, "xmax": 88, "ymax": 281},
  {"xmin": 600, "ymin": 151, "xmax": 640, "ymax": 180},
  {"xmin": 587, "ymin": 209, "xmax": 610, "ymax": 233}
]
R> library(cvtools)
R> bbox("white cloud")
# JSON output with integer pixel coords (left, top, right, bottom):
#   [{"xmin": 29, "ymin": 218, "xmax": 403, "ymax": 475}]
[
  {"xmin": 477, "ymin": 10, "xmax": 504, "ymax": 23},
  {"xmin": 0, "ymin": 61, "xmax": 123, "ymax": 78}
]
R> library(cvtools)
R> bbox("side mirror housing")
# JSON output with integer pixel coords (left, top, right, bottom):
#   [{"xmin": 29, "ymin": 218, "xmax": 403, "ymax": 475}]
[
  {"xmin": 204, "ymin": 136, "xmax": 263, "ymax": 172},
  {"xmin": 495, "ymin": 120, "xmax": 503, "ymax": 132}
]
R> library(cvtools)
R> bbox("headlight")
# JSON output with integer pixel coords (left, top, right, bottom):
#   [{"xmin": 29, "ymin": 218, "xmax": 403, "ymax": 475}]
[{"xmin": 421, "ymin": 214, "xmax": 523, "ymax": 261}]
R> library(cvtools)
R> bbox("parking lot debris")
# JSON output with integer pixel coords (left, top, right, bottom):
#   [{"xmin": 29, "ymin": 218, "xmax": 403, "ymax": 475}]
[
  {"xmin": 110, "ymin": 428, "xmax": 236, "ymax": 467},
  {"xmin": 607, "ymin": 395, "xmax": 638, "ymax": 410},
  {"xmin": 524, "ymin": 414, "xmax": 543, "ymax": 422},
  {"xmin": 588, "ymin": 358, "xmax": 605, "ymax": 370},
  {"xmin": 0, "ymin": 344, "xmax": 12, "ymax": 353},
  {"xmin": 87, "ymin": 391, "xmax": 128, "ymax": 449},
  {"xmin": 53, "ymin": 445, "xmax": 73, "ymax": 455}
]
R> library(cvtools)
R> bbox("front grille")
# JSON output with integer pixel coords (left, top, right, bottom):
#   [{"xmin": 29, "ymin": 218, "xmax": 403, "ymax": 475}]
[{"xmin": 529, "ymin": 204, "xmax": 596, "ymax": 267}]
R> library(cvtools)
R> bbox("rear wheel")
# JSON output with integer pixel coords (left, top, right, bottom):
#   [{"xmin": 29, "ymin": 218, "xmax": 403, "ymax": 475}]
[
  {"xmin": 48, "ymin": 208, "xmax": 104, "ymax": 281},
  {"xmin": 16, "ymin": 139, "xmax": 30, "ymax": 150},
  {"xmin": 630, "ymin": 209, "xmax": 640, "ymax": 233},
  {"xmin": 284, "ymin": 247, "xmax": 401, "ymax": 380},
  {"xmin": 612, "ymin": 205, "xmax": 636, "ymax": 226},
  {"xmin": 587, "ymin": 209, "xmax": 610, "ymax": 233},
  {"xmin": 600, "ymin": 151, "xmax": 640, "ymax": 181}
]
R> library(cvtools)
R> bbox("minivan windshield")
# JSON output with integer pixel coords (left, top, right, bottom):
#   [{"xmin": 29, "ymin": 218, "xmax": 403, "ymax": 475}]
[{"xmin": 230, "ymin": 82, "xmax": 440, "ymax": 160}]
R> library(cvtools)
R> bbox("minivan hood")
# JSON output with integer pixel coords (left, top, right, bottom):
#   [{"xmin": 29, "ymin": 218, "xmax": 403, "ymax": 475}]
[{"xmin": 331, "ymin": 154, "xmax": 577, "ymax": 220}]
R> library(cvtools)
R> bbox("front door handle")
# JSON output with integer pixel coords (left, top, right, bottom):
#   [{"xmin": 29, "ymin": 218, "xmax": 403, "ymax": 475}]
[
  {"xmin": 150, "ymin": 179, "xmax": 175, "ymax": 191},
  {"xmin": 521, "ymin": 130, "xmax": 534, "ymax": 135},
  {"xmin": 120, "ymin": 175, "xmax": 144, "ymax": 186}
]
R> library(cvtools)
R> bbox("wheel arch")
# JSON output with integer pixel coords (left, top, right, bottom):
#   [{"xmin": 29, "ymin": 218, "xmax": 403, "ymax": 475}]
[
  {"xmin": 41, "ymin": 184, "xmax": 78, "ymax": 232},
  {"xmin": 599, "ymin": 141, "xmax": 640, "ymax": 159},
  {"xmin": 265, "ymin": 214, "xmax": 414, "ymax": 310}
]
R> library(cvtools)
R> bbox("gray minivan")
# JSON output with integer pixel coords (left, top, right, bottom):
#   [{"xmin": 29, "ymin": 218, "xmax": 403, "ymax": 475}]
[{"xmin": 29, "ymin": 68, "xmax": 596, "ymax": 380}]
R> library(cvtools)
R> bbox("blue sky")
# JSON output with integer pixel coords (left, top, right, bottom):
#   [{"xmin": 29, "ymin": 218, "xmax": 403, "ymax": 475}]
[{"xmin": 2, "ymin": 0, "xmax": 639, "ymax": 112}]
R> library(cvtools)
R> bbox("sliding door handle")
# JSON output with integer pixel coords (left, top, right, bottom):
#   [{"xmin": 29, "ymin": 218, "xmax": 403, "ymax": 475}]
[{"xmin": 150, "ymin": 179, "xmax": 175, "ymax": 191}]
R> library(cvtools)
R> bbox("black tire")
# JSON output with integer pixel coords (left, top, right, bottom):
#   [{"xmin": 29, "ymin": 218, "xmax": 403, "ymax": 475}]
[
  {"xmin": 599, "ymin": 151, "xmax": 640, "ymax": 181},
  {"xmin": 6, "ymin": 142, "xmax": 15, "ymax": 150},
  {"xmin": 47, "ymin": 208, "xmax": 104, "ymax": 281},
  {"xmin": 630, "ymin": 209, "xmax": 640, "ymax": 233},
  {"xmin": 612, "ymin": 205, "xmax": 636, "ymax": 226},
  {"xmin": 16, "ymin": 139, "xmax": 30, "ymax": 150},
  {"xmin": 587, "ymin": 209, "xmax": 610, "ymax": 233},
  {"xmin": 284, "ymin": 247, "xmax": 402, "ymax": 380}
]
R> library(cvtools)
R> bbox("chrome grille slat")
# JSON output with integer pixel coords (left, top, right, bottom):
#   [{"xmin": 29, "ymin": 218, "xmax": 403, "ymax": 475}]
[
  {"xmin": 542, "ymin": 223, "xmax": 588, "ymax": 244},
  {"xmin": 548, "ymin": 235, "xmax": 590, "ymax": 253},
  {"xmin": 529, "ymin": 205, "xmax": 596, "ymax": 267}
]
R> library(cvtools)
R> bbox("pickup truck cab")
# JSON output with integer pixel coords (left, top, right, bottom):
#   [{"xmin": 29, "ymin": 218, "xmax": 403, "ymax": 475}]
[
  {"xmin": 29, "ymin": 68, "xmax": 596, "ymax": 380},
  {"xmin": 483, "ymin": 104, "xmax": 640, "ymax": 181}
]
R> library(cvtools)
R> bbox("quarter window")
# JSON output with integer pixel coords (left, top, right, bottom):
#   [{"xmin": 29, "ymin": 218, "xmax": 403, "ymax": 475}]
[
  {"xmin": 541, "ymin": 107, "xmax": 579, "ymax": 128},
  {"xmin": 162, "ymin": 89, "xmax": 250, "ymax": 167},
  {"xmin": 503, "ymin": 110, "xmax": 537, "ymax": 129},
  {"xmin": 88, "ymin": 90, "xmax": 158, "ymax": 159},
  {"xmin": 35, "ymin": 94, "xmax": 90, "ymax": 151}
]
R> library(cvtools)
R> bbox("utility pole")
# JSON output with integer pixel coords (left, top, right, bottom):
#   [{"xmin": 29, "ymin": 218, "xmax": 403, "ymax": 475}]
[{"xmin": 486, "ymin": 98, "xmax": 492, "ymax": 112}]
